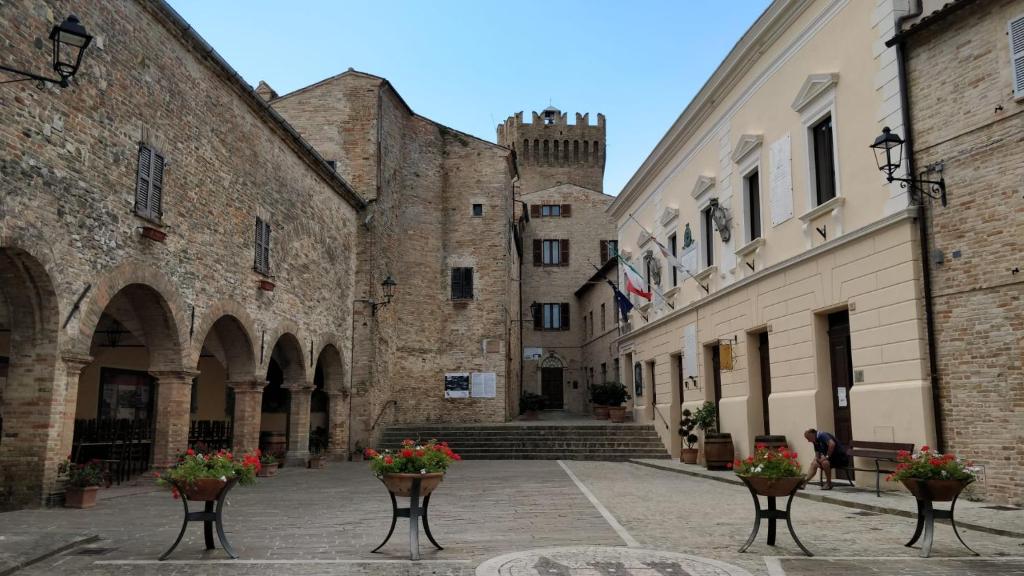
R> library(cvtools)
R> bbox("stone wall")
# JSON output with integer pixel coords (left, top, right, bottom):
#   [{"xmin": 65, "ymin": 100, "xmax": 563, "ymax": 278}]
[
  {"xmin": 498, "ymin": 111, "xmax": 606, "ymax": 194},
  {"xmin": 0, "ymin": 0, "xmax": 361, "ymax": 507},
  {"xmin": 577, "ymin": 260, "xmax": 623, "ymax": 404},
  {"xmin": 904, "ymin": 0, "xmax": 1024, "ymax": 504}
]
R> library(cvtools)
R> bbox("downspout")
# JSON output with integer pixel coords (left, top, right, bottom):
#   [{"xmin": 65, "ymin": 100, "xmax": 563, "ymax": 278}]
[{"xmin": 890, "ymin": 0, "xmax": 944, "ymax": 452}]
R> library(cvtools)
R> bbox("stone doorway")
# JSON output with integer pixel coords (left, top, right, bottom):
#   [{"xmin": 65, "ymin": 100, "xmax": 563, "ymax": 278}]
[{"xmin": 541, "ymin": 367, "xmax": 564, "ymax": 410}]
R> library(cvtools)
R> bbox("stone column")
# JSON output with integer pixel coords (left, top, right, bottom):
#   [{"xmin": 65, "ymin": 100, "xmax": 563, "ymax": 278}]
[
  {"xmin": 327, "ymin": 390, "xmax": 349, "ymax": 460},
  {"xmin": 151, "ymin": 370, "xmax": 199, "ymax": 469},
  {"xmin": 57, "ymin": 355, "xmax": 94, "ymax": 463},
  {"xmin": 228, "ymin": 381, "xmax": 266, "ymax": 454},
  {"xmin": 285, "ymin": 386, "xmax": 313, "ymax": 466}
]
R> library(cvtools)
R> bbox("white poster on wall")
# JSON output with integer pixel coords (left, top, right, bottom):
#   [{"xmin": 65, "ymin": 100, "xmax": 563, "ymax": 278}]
[
  {"xmin": 444, "ymin": 373, "xmax": 470, "ymax": 399},
  {"xmin": 682, "ymin": 323, "xmax": 698, "ymax": 382},
  {"xmin": 770, "ymin": 134, "xmax": 794, "ymax": 226},
  {"xmin": 471, "ymin": 372, "xmax": 497, "ymax": 398}
]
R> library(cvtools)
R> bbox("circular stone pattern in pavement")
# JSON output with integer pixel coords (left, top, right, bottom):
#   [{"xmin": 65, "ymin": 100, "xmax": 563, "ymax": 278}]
[{"xmin": 476, "ymin": 546, "xmax": 753, "ymax": 576}]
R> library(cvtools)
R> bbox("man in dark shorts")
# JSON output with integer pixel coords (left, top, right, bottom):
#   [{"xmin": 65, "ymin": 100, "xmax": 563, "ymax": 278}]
[{"xmin": 803, "ymin": 428, "xmax": 848, "ymax": 490}]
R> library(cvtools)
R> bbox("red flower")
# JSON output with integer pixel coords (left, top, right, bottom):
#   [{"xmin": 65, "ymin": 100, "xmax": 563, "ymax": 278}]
[
  {"xmin": 929, "ymin": 458, "xmax": 944, "ymax": 467},
  {"xmin": 755, "ymin": 443, "xmax": 767, "ymax": 450},
  {"xmin": 415, "ymin": 450, "xmax": 425, "ymax": 457},
  {"xmin": 364, "ymin": 448, "xmax": 379, "ymax": 458},
  {"xmin": 401, "ymin": 448, "xmax": 413, "ymax": 458},
  {"xmin": 384, "ymin": 456, "xmax": 394, "ymax": 465},
  {"xmin": 726, "ymin": 462, "xmax": 733, "ymax": 469},
  {"xmin": 920, "ymin": 445, "xmax": 930, "ymax": 452},
  {"xmin": 186, "ymin": 448, "xmax": 195, "ymax": 456},
  {"xmin": 746, "ymin": 456, "xmax": 755, "ymax": 464},
  {"xmin": 402, "ymin": 439, "xmax": 415, "ymax": 447}
]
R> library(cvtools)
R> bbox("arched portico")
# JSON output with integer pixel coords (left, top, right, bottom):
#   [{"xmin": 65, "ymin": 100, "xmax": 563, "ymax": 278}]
[{"xmin": 260, "ymin": 332, "xmax": 308, "ymax": 466}]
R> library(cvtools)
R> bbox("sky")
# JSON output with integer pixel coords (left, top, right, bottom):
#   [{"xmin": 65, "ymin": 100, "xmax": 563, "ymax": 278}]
[{"xmin": 167, "ymin": 1, "xmax": 771, "ymax": 197}]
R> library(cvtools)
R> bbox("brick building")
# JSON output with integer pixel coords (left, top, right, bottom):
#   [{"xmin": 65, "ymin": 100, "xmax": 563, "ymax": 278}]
[
  {"xmin": 894, "ymin": 0, "xmax": 1024, "ymax": 504},
  {"xmin": 498, "ymin": 109, "xmax": 617, "ymax": 415},
  {"xmin": 576, "ymin": 258, "xmax": 624, "ymax": 401},
  {"xmin": 0, "ymin": 0, "xmax": 363, "ymax": 508}
]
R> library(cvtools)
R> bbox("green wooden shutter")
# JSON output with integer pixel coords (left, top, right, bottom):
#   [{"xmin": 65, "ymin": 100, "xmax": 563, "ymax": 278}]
[
  {"xmin": 150, "ymin": 151, "xmax": 164, "ymax": 219},
  {"xmin": 135, "ymin": 145, "xmax": 151, "ymax": 218}
]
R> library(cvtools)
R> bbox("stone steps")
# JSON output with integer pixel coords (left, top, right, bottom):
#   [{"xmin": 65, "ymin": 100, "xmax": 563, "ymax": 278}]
[{"xmin": 380, "ymin": 423, "xmax": 670, "ymax": 461}]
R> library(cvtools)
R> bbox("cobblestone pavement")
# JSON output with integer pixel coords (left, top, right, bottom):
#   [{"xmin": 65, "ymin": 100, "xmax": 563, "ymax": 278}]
[{"xmin": 1, "ymin": 460, "xmax": 1020, "ymax": 575}]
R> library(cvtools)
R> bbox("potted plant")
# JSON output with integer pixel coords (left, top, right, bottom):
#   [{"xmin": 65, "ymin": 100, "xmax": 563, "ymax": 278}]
[
  {"xmin": 59, "ymin": 458, "xmax": 104, "ymax": 508},
  {"xmin": 519, "ymin": 392, "xmax": 546, "ymax": 420},
  {"xmin": 678, "ymin": 409, "xmax": 699, "ymax": 464},
  {"xmin": 351, "ymin": 441, "xmax": 365, "ymax": 462},
  {"xmin": 364, "ymin": 439, "xmax": 460, "ymax": 497},
  {"xmin": 155, "ymin": 448, "xmax": 260, "ymax": 501},
  {"xmin": 257, "ymin": 452, "xmax": 278, "ymax": 477},
  {"xmin": 590, "ymin": 383, "xmax": 610, "ymax": 419},
  {"xmin": 604, "ymin": 382, "xmax": 629, "ymax": 423},
  {"xmin": 694, "ymin": 401, "xmax": 734, "ymax": 470},
  {"xmin": 887, "ymin": 446, "xmax": 978, "ymax": 501},
  {"xmin": 308, "ymin": 426, "xmax": 328, "ymax": 468},
  {"xmin": 733, "ymin": 444, "xmax": 804, "ymax": 496}
]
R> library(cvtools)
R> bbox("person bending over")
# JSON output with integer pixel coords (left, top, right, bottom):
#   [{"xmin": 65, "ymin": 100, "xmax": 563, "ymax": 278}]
[{"xmin": 803, "ymin": 428, "xmax": 848, "ymax": 490}]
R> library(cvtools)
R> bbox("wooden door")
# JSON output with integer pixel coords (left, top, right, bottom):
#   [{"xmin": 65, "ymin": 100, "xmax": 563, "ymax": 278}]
[
  {"xmin": 827, "ymin": 311, "xmax": 854, "ymax": 449},
  {"xmin": 541, "ymin": 367, "xmax": 564, "ymax": 409},
  {"xmin": 758, "ymin": 331, "xmax": 772, "ymax": 435},
  {"xmin": 710, "ymin": 345, "xmax": 722, "ymax": 429}
]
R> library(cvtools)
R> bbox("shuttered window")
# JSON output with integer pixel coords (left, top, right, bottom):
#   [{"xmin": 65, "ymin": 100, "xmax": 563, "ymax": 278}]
[
  {"xmin": 535, "ymin": 302, "xmax": 570, "ymax": 330},
  {"xmin": 135, "ymin": 144, "xmax": 165, "ymax": 222},
  {"xmin": 812, "ymin": 115, "xmax": 837, "ymax": 205},
  {"xmin": 1012, "ymin": 15, "xmax": 1024, "ymax": 99},
  {"xmin": 254, "ymin": 217, "xmax": 271, "ymax": 275},
  {"xmin": 600, "ymin": 239, "xmax": 619, "ymax": 262},
  {"xmin": 451, "ymin": 267, "xmax": 474, "ymax": 300},
  {"xmin": 534, "ymin": 239, "xmax": 570, "ymax": 266}
]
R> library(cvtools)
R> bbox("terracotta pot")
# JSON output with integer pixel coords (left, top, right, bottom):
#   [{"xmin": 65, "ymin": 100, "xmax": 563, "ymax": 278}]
[
  {"xmin": 258, "ymin": 279, "xmax": 275, "ymax": 291},
  {"xmin": 703, "ymin": 433, "xmax": 735, "ymax": 470},
  {"xmin": 382, "ymin": 472, "xmax": 444, "ymax": 498},
  {"xmin": 182, "ymin": 478, "xmax": 228, "ymax": 502},
  {"xmin": 64, "ymin": 486, "xmax": 99, "ymax": 509},
  {"xmin": 520, "ymin": 410, "xmax": 540, "ymax": 421},
  {"xmin": 351, "ymin": 452, "xmax": 365, "ymax": 462},
  {"xmin": 680, "ymin": 448, "xmax": 699, "ymax": 464},
  {"xmin": 140, "ymin": 226, "xmax": 166, "ymax": 242},
  {"xmin": 307, "ymin": 456, "xmax": 324, "ymax": 469},
  {"xmin": 743, "ymin": 475, "xmax": 804, "ymax": 497},
  {"xmin": 257, "ymin": 462, "xmax": 278, "ymax": 477},
  {"xmin": 593, "ymin": 405, "xmax": 610, "ymax": 420},
  {"xmin": 608, "ymin": 406, "xmax": 626, "ymax": 423},
  {"xmin": 901, "ymin": 478, "xmax": 972, "ymax": 502}
]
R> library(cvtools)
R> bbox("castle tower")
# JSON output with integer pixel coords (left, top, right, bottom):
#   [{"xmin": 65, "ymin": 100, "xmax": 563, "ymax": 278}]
[{"xmin": 497, "ymin": 107, "xmax": 606, "ymax": 194}]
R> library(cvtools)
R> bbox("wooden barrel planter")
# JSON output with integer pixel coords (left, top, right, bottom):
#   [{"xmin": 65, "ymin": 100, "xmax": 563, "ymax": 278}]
[
  {"xmin": 754, "ymin": 434, "xmax": 788, "ymax": 452},
  {"xmin": 704, "ymin": 433, "xmax": 735, "ymax": 470}
]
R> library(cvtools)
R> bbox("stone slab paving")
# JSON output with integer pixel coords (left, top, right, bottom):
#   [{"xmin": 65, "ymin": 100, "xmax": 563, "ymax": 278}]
[
  {"xmin": 631, "ymin": 459, "xmax": 1024, "ymax": 538},
  {"xmin": 0, "ymin": 531, "xmax": 97, "ymax": 576},
  {"xmin": 0, "ymin": 460, "xmax": 1020, "ymax": 576}
]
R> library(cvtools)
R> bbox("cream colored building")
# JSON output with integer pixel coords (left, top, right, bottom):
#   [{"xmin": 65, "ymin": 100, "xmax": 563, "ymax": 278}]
[{"xmin": 610, "ymin": 0, "xmax": 937, "ymax": 482}]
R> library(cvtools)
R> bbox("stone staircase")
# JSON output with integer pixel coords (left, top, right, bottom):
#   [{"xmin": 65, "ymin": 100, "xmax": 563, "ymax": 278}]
[{"xmin": 379, "ymin": 423, "xmax": 671, "ymax": 461}]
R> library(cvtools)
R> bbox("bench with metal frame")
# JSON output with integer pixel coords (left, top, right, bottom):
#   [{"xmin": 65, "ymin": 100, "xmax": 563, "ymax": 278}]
[{"xmin": 826, "ymin": 440, "xmax": 915, "ymax": 496}]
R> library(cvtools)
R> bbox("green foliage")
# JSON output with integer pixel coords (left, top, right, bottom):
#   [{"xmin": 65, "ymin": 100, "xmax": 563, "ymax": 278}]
[
  {"xmin": 603, "ymin": 382, "xmax": 628, "ymax": 407},
  {"xmin": 885, "ymin": 446, "xmax": 977, "ymax": 482},
  {"xmin": 692, "ymin": 401, "xmax": 718, "ymax": 434},
  {"xmin": 589, "ymin": 382, "xmax": 608, "ymax": 405},
  {"xmin": 309, "ymin": 426, "xmax": 329, "ymax": 455},
  {"xmin": 365, "ymin": 439, "xmax": 461, "ymax": 476},
  {"xmin": 155, "ymin": 449, "xmax": 260, "ymax": 494},
  {"xmin": 678, "ymin": 409, "xmax": 698, "ymax": 449},
  {"xmin": 733, "ymin": 445, "xmax": 803, "ymax": 479},
  {"xmin": 58, "ymin": 458, "xmax": 104, "ymax": 488},
  {"xmin": 520, "ymin": 392, "xmax": 546, "ymax": 413}
]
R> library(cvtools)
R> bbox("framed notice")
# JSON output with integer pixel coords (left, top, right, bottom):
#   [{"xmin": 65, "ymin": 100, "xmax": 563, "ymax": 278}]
[
  {"xmin": 471, "ymin": 372, "xmax": 497, "ymax": 398},
  {"xmin": 444, "ymin": 373, "xmax": 470, "ymax": 399}
]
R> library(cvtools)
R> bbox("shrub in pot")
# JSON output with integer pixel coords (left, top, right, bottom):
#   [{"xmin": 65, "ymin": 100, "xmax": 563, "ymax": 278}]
[
  {"xmin": 603, "ymin": 382, "xmax": 629, "ymax": 423},
  {"xmin": 590, "ymin": 383, "xmax": 610, "ymax": 419},
  {"xmin": 678, "ymin": 409, "xmax": 699, "ymax": 464},
  {"xmin": 155, "ymin": 448, "xmax": 260, "ymax": 501},
  {"xmin": 364, "ymin": 439, "xmax": 461, "ymax": 497},
  {"xmin": 520, "ymin": 392, "xmax": 546, "ymax": 420},
  {"xmin": 886, "ymin": 446, "xmax": 979, "ymax": 501},
  {"xmin": 59, "ymin": 458, "xmax": 104, "ymax": 508},
  {"xmin": 694, "ymin": 401, "xmax": 734, "ymax": 470},
  {"xmin": 258, "ymin": 452, "xmax": 278, "ymax": 477}
]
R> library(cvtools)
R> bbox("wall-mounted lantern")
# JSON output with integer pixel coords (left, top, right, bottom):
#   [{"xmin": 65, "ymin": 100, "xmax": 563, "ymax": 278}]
[
  {"xmin": 1, "ymin": 15, "xmax": 93, "ymax": 87},
  {"xmin": 708, "ymin": 198, "xmax": 731, "ymax": 243},
  {"xmin": 870, "ymin": 127, "xmax": 947, "ymax": 207},
  {"xmin": 358, "ymin": 275, "xmax": 397, "ymax": 315}
]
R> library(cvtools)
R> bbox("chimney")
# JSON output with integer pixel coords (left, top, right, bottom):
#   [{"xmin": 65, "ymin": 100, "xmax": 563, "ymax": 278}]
[{"xmin": 255, "ymin": 80, "xmax": 278, "ymax": 102}]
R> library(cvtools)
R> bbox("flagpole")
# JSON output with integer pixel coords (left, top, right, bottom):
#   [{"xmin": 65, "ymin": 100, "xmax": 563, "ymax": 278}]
[{"xmin": 627, "ymin": 212, "xmax": 709, "ymax": 294}]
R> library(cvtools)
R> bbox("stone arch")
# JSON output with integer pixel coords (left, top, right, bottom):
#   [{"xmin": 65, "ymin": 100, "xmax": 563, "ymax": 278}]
[
  {"xmin": 192, "ymin": 312, "xmax": 258, "ymax": 452},
  {"xmin": 312, "ymin": 343, "xmax": 346, "ymax": 458},
  {"xmin": 74, "ymin": 262, "xmax": 189, "ymax": 370},
  {"xmin": 261, "ymin": 331, "xmax": 311, "ymax": 464},
  {"xmin": 0, "ymin": 247, "xmax": 61, "ymax": 509},
  {"xmin": 189, "ymin": 300, "xmax": 258, "ymax": 377}
]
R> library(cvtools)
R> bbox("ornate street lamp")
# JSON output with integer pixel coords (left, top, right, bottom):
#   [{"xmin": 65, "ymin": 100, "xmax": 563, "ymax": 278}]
[
  {"xmin": 1, "ymin": 15, "xmax": 93, "ymax": 87},
  {"xmin": 870, "ymin": 127, "xmax": 947, "ymax": 207},
  {"xmin": 358, "ymin": 275, "xmax": 397, "ymax": 315}
]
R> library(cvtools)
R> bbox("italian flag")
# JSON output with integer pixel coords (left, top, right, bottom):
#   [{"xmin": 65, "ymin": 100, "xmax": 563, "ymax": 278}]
[{"xmin": 621, "ymin": 258, "xmax": 652, "ymax": 301}]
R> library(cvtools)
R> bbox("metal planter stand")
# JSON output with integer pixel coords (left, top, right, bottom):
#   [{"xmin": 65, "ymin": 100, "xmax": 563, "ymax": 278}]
[
  {"xmin": 371, "ymin": 476, "xmax": 443, "ymax": 561},
  {"xmin": 737, "ymin": 476, "xmax": 813, "ymax": 557},
  {"xmin": 159, "ymin": 478, "xmax": 239, "ymax": 560},
  {"xmin": 905, "ymin": 481, "xmax": 978, "ymax": 558}
]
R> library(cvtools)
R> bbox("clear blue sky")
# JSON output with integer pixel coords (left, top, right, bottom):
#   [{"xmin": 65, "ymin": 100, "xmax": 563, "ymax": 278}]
[{"xmin": 167, "ymin": 1, "xmax": 771, "ymax": 196}]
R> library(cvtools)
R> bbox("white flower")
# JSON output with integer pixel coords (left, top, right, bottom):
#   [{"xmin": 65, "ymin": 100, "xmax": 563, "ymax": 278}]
[
  {"xmin": 420, "ymin": 468, "xmax": 427, "ymax": 474},
  {"xmin": 219, "ymin": 475, "xmax": 227, "ymax": 482}
]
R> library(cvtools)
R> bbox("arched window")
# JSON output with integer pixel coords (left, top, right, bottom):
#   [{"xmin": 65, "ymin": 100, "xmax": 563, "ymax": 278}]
[
  {"xmin": 523, "ymin": 139, "xmax": 530, "ymax": 164},
  {"xmin": 543, "ymin": 140, "xmax": 550, "ymax": 164},
  {"xmin": 573, "ymin": 140, "xmax": 579, "ymax": 163}
]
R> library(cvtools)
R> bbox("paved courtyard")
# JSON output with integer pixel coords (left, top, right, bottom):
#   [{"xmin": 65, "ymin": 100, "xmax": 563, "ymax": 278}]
[{"xmin": 1, "ymin": 461, "xmax": 1021, "ymax": 575}]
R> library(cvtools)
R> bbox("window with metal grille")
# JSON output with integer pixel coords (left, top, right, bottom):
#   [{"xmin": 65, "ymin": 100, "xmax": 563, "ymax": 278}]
[
  {"xmin": 451, "ymin": 267, "xmax": 474, "ymax": 300},
  {"xmin": 254, "ymin": 217, "xmax": 271, "ymax": 275},
  {"xmin": 135, "ymin": 144, "xmax": 165, "ymax": 222}
]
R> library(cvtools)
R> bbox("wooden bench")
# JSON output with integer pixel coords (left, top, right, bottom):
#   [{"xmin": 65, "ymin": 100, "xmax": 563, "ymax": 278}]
[{"xmin": 828, "ymin": 440, "xmax": 914, "ymax": 496}]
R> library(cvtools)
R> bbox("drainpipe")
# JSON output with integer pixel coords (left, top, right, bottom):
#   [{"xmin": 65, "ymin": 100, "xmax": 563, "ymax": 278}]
[{"xmin": 889, "ymin": 1, "xmax": 944, "ymax": 452}]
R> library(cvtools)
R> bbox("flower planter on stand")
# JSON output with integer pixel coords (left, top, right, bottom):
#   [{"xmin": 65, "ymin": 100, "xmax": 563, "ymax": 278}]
[
  {"xmin": 373, "ymin": 473, "xmax": 446, "ymax": 561},
  {"xmin": 160, "ymin": 478, "xmax": 239, "ymax": 561},
  {"xmin": 737, "ymin": 475, "xmax": 812, "ymax": 556},
  {"xmin": 64, "ymin": 486, "xmax": 99, "ymax": 509},
  {"xmin": 901, "ymin": 478, "xmax": 977, "ymax": 558}
]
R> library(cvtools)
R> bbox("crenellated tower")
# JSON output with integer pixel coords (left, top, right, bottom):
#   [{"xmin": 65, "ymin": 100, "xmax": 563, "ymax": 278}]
[{"xmin": 497, "ymin": 107, "xmax": 606, "ymax": 194}]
